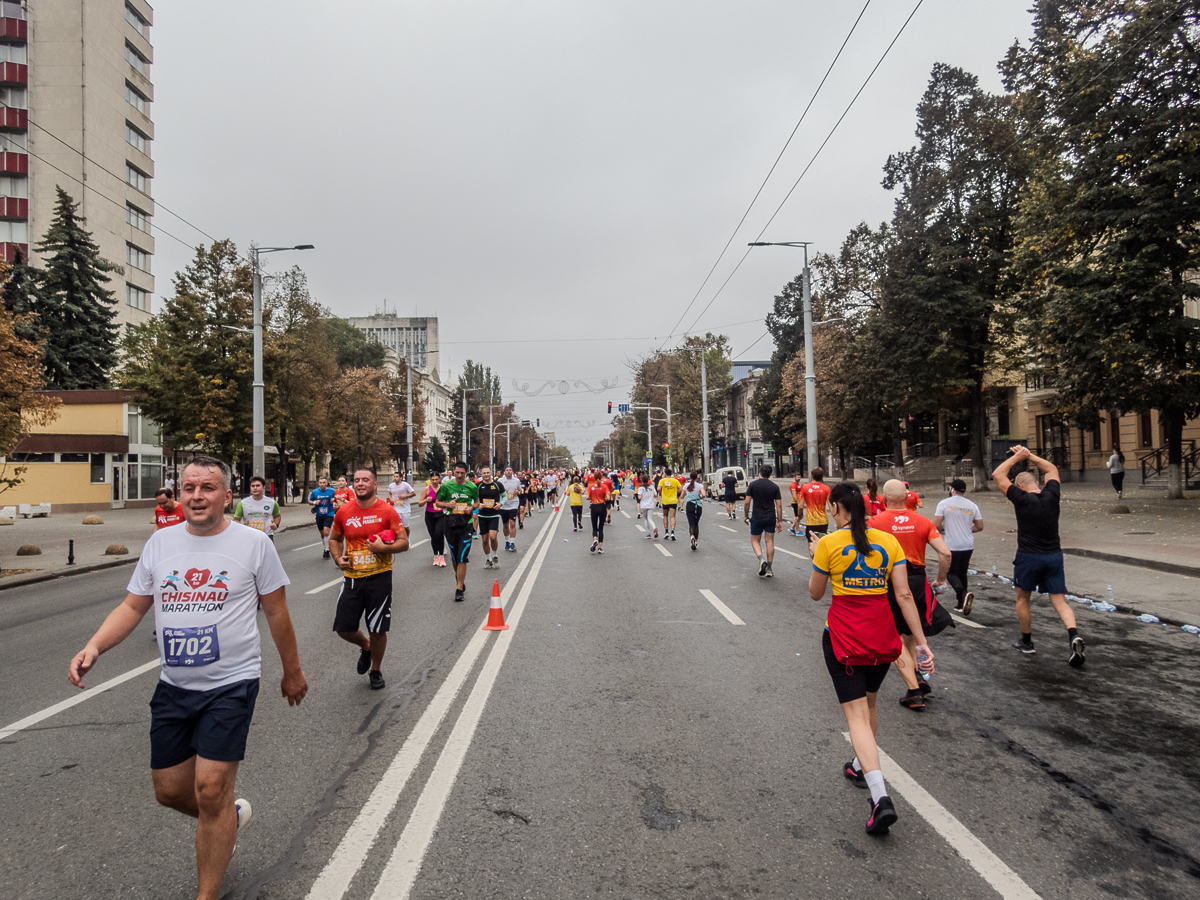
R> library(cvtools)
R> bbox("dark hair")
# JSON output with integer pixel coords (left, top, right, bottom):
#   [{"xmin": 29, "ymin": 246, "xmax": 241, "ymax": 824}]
[
  {"xmin": 829, "ymin": 482, "xmax": 870, "ymax": 556},
  {"xmin": 453, "ymin": 460, "xmax": 467, "ymax": 471},
  {"xmin": 811, "ymin": 467, "xmax": 825, "ymax": 482},
  {"xmin": 759, "ymin": 464, "xmax": 773, "ymax": 478},
  {"xmin": 181, "ymin": 455, "xmax": 231, "ymax": 490},
  {"xmin": 155, "ymin": 487, "xmax": 173, "ymax": 499},
  {"xmin": 1115, "ymin": 449, "xmax": 1125, "ymax": 463},
  {"xmin": 865, "ymin": 477, "xmax": 878, "ymax": 500},
  {"xmin": 249, "ymin": 475, "xmax": 266, "ymax": 487},
  {"xmin": 686, "ymin": 470, "xmax": 700, "ymax": 492}
]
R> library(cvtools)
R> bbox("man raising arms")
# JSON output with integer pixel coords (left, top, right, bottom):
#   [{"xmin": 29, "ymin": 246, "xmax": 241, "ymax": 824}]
[
  {"xmin": 436, "ymin": 461, "xmax": 481, "ymax": 602},
  {"xmin": 329, "ymin": 469, "xmax": 408, "ymax": 690},
  {"xmin": 69, "ymin": 456, "xmax": 307, "ymax": 900}
]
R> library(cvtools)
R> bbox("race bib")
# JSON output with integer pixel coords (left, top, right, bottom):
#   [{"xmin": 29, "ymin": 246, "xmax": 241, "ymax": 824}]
[
  {"xmin": 247, "ymin": 520, "xmax": 266, "ymax": 531},
  {"xmin": 163, "ymin": 625, "xmax": 220, "ymax": 668},
  {"xmin": 351, "ymin": 551, "xmax": 378, "ymax": 569},
  {"xmin": 453, "ymin": 501, "xmax": 470, "ymax": 515},
  {"xmin": 481, "ymin": 498, "xmax": 495, "ymax": 508}
]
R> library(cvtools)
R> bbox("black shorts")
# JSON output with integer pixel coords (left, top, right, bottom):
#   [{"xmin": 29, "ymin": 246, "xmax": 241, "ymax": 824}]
[
  {"xmin": 315, "ymin": 514, "xmax": 334, "ymax": 530},
  {"xmin": 500, "ymin": 508, "xmax": 518, "ymax": 523},
  {"xmin": 749, "ymin": 516, "xmax": 777, "ymax": 536},
  {"xmin": 724, "ymin": 492, "xmax": 736, "ymax": 503},
  {"xmin": 333, "ymin": 571, "xmax": 392, "ymax": 634},
  {"xmin": 887, "ymin": 565, "xmax": 954, "ymax": 637},
  {"xmin": 150, "ymin": 678, "xmax": 260, "ymax": 769},
  {"xmin": 662, "ymin": 502, "xmax": 677, "ymax": 511},
  {"xmin": 444, "ymin": 524, "xmax": 474, "ymax": 565},
  {"xmin": 605, "ymin": 499, "xmax": 613, "ymax": 509},
  {"xmin": 477, "ymin": 515, "xmax": 500, "ymax": 535},
  {"xmin": 805, "ymin": 523, "xmax": 829, "ymax": 541},
  {"xmin": 823, "ymin": 631, "xmax": 889, "ymax": 704}
]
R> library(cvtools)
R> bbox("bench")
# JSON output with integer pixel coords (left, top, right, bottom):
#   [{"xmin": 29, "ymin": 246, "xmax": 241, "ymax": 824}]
[{"xmin": 18, "ymin": 503, "xmax": 51, "ymax": 518}]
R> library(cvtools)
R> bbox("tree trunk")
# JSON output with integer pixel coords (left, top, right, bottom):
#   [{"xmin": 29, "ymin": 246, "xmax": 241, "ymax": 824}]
[
  {"xmin": 891, "ymin": 415, "xmax": 904, "ymax": 478},
  {"xmin": 969, "ymin": 378, "xmax": 989, "ymax": 492},
  {"xmin": 1165, "ymin": 407, "xmax": 1184, "ymax": 500}
]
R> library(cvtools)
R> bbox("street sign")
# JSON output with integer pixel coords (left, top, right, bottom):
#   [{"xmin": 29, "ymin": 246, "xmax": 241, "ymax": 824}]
[
  {"xmin": 643, "ymin": 456, "xmax": 652, "ymax": 467},
  {"xmin": 618, "ymin": 403, "xmax": 630, "ymax": 413}
]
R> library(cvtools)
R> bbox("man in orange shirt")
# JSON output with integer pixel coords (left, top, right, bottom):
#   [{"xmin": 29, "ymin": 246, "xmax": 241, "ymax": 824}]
[
  {"xmin": 153, "ymin": 487, "xmax": 186, "ymax": 529},
  {"xmin": 800, "ymin": 467, "xmax": 832, "ymax": 542},
  {"xmin": 788, "ymin": 476, "xmax": 802, "ymax": 535},
  {"xmin": 902, "ymin": 481, "xmax": 923, "ymax": 510},
  {"xmin": 869, "ymin": 479, "xmax": 952, "ymax": 711},
  {"xmin": 586, "ymin": 472, "xmax": 613, "ymax": 554}
]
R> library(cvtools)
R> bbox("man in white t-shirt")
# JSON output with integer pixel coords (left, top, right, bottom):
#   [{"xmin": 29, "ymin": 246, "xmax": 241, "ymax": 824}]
[
  {"xmin": 387, "ymin": 471, "xmax": 417, "ymax": 531},
  {"xmin": 234, "ymin": 475, "xmax": 281, "ymax": 540},
  {"xmin": 68, "ymin": 455, "xmax": 307, "ymax": 900},
  {"xmin": 933, "ymin": 478, "xmax": 984, "ymax": 615},
  {"xmin": 497, "ymin": 466, "xmax": 522, "ymax": 553}
]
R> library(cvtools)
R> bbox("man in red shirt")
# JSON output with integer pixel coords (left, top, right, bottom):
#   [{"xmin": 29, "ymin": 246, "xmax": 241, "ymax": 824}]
[
  {"xmin": 153, "ymin": 487, "xmax": 185, "ymax": 529},
  {"xmin": 868, "ymin": 479, "xmax": 953, "ymax": 711},
  {"xmin": 586, "ymin": 473, "xmax": 612, "ymax": 554},
  {"xmin": 800, "ymin": 468, "xmax": 832, "ymax": 542},
  {"xmin": 788, "ymin": 476, "xmax": 802, "ymax": 535},
  {"xmin": 329, "ymin": 469, "xmax": 408, "ymax": 690}
]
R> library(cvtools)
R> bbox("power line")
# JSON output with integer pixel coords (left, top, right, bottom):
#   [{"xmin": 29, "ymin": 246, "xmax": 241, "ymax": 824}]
[{"xmin": 658, "ymin": 0, "xmax": 875, "ymax": 348}]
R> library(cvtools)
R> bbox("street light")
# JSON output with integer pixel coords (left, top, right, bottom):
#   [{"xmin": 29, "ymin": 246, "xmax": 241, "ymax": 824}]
[{"xmin": 251, "ymin": 244, "xmax": 314, "ymax": 479}]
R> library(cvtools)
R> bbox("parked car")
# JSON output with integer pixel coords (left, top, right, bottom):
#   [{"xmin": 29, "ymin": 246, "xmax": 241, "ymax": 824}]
[{"xmin": 707, "ymin": 466, "xmax": 748, "ymax": 499}]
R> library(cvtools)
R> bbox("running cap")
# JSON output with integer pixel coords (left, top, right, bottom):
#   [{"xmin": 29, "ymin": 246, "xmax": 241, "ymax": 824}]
[{"xmin": 950, "ymin": 478, "xmax": 967, "ymax": 493}]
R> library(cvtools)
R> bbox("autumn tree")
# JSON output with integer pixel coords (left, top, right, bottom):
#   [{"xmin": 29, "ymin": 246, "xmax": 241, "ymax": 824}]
[
  {"xmin": 0, "ymin": 290, "xmax": 61, "ymax": 494},
  {"xmin": 326, "ymin": 367, "xmax": 403, "ymax": 472}
]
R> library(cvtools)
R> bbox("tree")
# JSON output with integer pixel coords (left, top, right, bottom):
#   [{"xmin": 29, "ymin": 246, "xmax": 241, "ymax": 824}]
[
  {"xmin": 1004, "ymin": 1, "xmax": 1200, "ymax": 498},
  {"xmin": 1, "ymin": 248, "xmax": 41, "ymax": 343},
  {"xmin": 379, "ymin": 362, "xmax": 427, "ymax": 470},
  {"xmin": 422, "ymin": 435, "xmax": 448, "ymax": 475},
  {"xmin": 119, "ymin": 240, "xmax": 254, "ymax": 461},
  {"xmin": 32, "ymin": 188, "xmax": 121, "ymax": 389},
  {"xmin": 324, "ymin": 317, "xmax": 386, "ymax": 369},
  {"xmin": 0, "ymin": 295, "xmax": 61, "ymax": 494},
  {"xmin": 325, "ymin": 367, "xmax": 402, "ymax": 472},
  {"xmin": 445, "ymin": 359, "xmax": 501, "ymax": 465}
]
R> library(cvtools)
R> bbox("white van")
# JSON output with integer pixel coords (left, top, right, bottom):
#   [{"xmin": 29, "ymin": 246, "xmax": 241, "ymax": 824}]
[{"xmin": 708, "ymin": 466, "xmax": 748, "ymax": 499}]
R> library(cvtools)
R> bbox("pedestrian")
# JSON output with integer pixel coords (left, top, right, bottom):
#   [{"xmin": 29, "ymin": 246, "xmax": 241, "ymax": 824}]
[
  {"xmin": 475, "ymin": 467, "xmax": 503, "ymax": 569},
  {"xmin": 992, "ymin": 446, "xmax": 1085, "ymax": 666},
  {"xmin": 682, "ymin": 470, "xmax": 705, "ymax": 551},
  {"xmin": 933, "ymin": 478, "xmax": 983, "ymax": 615},
  {"xmin": 435, "ymin": 461, "xmax": 481, "ymax": 601},
  {"xmin": 745, "ymin": 464, "xmax": 783, "ymax": 577},
  {"xmin": 788, "ymin": 474, "xmax": 802, "ymax": 535},
  {"xmin": 638, "ymin": 478, "xmax": 659, "ymax": 538},
  {"xmin": 329, "ymin": 468, "xmax": 408, "ymax": 689},
  {"xmin": 387, "ymin": 471, "xmax": 417, "ymax": 533},
  {"xmin": 809, "ymin": 481, "xmax": 933, "ymax": 836},
  {"xmin": 419, "ymin": 475, "xmax": 446, "ymax": 567},
  {"xmin": 568, "ymin": 475, "xmax": 584, "ymax": 531},
  {"xmin": 1106, "ymin": 449, "xmax": 1125, "ymax": 499},
  {"xmin": 333, "ymin": 475, "xmax": 352, "ymax": 510},
  {"xmin": 308, "ymin": 476, "xmax": 337, "ymax": 559},
  {"xmin": 658, "ymin": 468, "xmax": 681, "ymax": 540},
  {"xmin": 800, "ymin": 468, "xmax": 831, "ymax": 542},
  {"xmin": 69, "ymin": 456, "xmax": 308, "ymax": 900},
  {"xmin": 902, "ymin": 481, "xmax": 923, "ymax": 510}
]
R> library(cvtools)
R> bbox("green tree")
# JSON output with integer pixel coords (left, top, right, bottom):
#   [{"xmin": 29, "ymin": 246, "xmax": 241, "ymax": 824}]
[
  {"xmin": 445, "ymin": 359, "xmax": 501, "ymax": 465},
  {"xmin": 1, "ymin": 249, "xmax": 42, "ymax": 343},
  {"xmin": 422, "ymin": 435, "xmax": 448, "ymax": 475},
  {"xmin": 325, "ymin": 367, "xmax": 402, "ymax": 471},
  {"xmin": 324, "ymin": 317, "xmax": 386, "ymax": 369},
  {"xmin": 32, "ymin": 188, "xmax": 121, "ymax": 389},
  {"xmin": 1004, "ymin": 0, "xmax": 1200, "ymax": 498},
  {"xmin": 0, "ymin": 284, "xmax": 60, "ymax": 494}
]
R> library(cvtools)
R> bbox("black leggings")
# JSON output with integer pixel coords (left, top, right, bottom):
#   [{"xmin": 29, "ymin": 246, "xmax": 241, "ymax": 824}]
[
  {"xmin": 590, "ymin": 504, "xmax": 606, "ymax": 542},
  {"xmin": 572, "ymin": 506, "xmax": 583, "ymax": 528},
  {"xmin": 1111, "ymin": 471, "xmax": 1125, "ymax": 494},
  {"xmin": 948, "ymin": 549, "xmax": 973, "ymax": 604},
  {"xmin": 425, "ymin": 510, "xmax": 444, "ymax": 555},
  {"xmin": 685, "ymin": 501, "xmax": 702, "ymax": 539}
]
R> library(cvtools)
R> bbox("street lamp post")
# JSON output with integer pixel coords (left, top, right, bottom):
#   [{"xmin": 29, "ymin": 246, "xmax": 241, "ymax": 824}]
[
  {"xmin": 459, "ymin": 387, "xmax": 482, "ymax": 464},
  {"xmin": 250, "ymin": 244, "xmax": 314, "ymax": 479}
]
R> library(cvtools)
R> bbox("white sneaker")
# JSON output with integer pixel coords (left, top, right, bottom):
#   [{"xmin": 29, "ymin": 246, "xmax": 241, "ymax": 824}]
[{"xmin": 235, "ymin": 798, "xmax": 253, "ymax": 831}]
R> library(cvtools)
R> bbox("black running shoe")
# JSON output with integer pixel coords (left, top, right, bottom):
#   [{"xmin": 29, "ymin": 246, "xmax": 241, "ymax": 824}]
[
  {"xmin": 866, "ymin": 796, "xmax": 897, "ymax": 835},
  {"xmin": 323, "ymin": 549, "xmax": 330, "ymax": 560},
  {"xmin": 1012, "ymin": 638, "xmax": 1036, "ymax": 654},
  {"xmin": 843, "ymin": 761, "xmax": 867, "ymax": 789},
  {"xmin": 917, "ymin": 680, "xmax": 931, "ymax": 696},
  {"xmin": 961, "ymin": 591, "xmax": 974, "ymax": 616},
  {"xmin": 590, "ymin": 538, "xmax": 598, "ymax": 553},
  {"xmin": 899, "ymin": 690, "xmax": 925, "ymax": 711},
  {"xmin": 1068, "ymin": 635, "xmax": 1086, "ymax": 668},
  {"xmin": 454, "ymin": 588, "xmax": 464, "ymax": 602},
  {"xmin": 758, "ymin": 560, "xmax": 768, "ymax": 577},
  {"xmin": 356, "ymin": 648, "xmax": 371, "ymax": 675},
  {"xmin": 369, "ymin": 670, "xmax": 385, "ymax": 690}
]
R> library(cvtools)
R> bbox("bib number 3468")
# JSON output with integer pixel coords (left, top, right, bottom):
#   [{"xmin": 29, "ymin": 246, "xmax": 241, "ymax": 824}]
[{"xmin": 163, "ymin": 624, "xmax": 220, "ymax": 667}]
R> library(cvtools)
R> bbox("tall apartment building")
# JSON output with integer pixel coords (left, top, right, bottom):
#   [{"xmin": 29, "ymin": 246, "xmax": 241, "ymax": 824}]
[
  {"xmin": 348, "ymin": 312, "xmax": 440, "ymax": 373},
  {"xmin": 1, "ymin": 0, "xmax": 156, "ymax": 329}
]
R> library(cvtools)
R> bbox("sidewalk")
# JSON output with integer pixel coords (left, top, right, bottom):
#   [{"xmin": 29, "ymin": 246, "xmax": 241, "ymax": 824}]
[{"xmin": 0, "ymin": 499, "xmax": 322, "ymax": 592}]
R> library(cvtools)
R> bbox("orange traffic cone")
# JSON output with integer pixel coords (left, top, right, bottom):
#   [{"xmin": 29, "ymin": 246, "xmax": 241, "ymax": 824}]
[{"xmin": 482, "ymin": 579, "xmax": 508, "ymax": 631}]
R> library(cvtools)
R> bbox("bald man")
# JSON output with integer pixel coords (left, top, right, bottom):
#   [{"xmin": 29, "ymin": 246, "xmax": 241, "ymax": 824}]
[{"xmin": 992, "ymin": 446, "xmax": 1085, "ymax": 667}]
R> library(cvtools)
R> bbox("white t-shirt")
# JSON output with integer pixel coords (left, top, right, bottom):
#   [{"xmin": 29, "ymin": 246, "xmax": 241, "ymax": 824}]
[
  {"xmin": 638, "ymin": 484, "xmax": 658, "ymax": 509},
  {"xmin": 934, "ymin": 495, "xmax": 982, "ymax": 552},
  {"xmin": 128, "ymin": 523, "xmax": 289, "ymax": 691},
  {"xmin": 235, "ymin": 496, "xmax": 279, "ymax": 534},
  {"xmin": 388, "ymin": 479, "xmax": 414, "ymax": 513},
  {"xmin": 498, "ymin": 476, "xmax": 522, "ymax": 510},
  {"xmin": 544, "ymin": 474, "xmax": 558, "ymax": 490}
]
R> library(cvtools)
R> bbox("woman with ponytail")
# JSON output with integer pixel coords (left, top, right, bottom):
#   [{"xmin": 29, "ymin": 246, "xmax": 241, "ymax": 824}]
[{"xmin": 808, "ymin": 481, "xmax": 934, "ymax": 836}]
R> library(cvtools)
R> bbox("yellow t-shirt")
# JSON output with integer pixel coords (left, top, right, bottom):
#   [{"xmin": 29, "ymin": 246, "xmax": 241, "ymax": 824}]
[
  {"xmin": 811, "ymin": 527, "xmax": 906, "ymax": 595},
  {"xmin": 658, "ymin": 477, "xmax": 681, "ymax": 505},
  {"xmin": 569, "ymin": 484, "xmax": 584, "ymax": 506}
]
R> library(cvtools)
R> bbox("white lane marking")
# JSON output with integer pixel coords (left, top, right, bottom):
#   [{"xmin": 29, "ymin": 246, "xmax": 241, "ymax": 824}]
[
  {"xmin": 719, "ymin": 525, "xmax": 737, "ymax": 532},
  {"xmin": 304, "ymin": 506, "xmax": 561, "ymax": 900},
  {"xmin": 291, "ymin": 541, "xmax": 323, "ymax": 552},
  {"xmin": 368, "ymin": 504, "xmax": 565, "ymax": 900},
  {"xmin": 950, "ymin": 612, "xmax": 985, "ymax": 629},
  {"xmin": 306, "ymin": 577, "xmax": 344, "ymax": 595},
  {"xmin": 408, "ymin": 538, "xmax": 430, "ymax": 550},
  {"xmin": 842, "ymin": 734, "xmax": 1042, "ymax": 900},
  {"xmin": 1, "ymin": 659, "xmax": 160, "ymax": 741},
  {"xmin": 655, "ymin": 543, "xmax": 672, "ymax": 557},
  {"xmin": 699, "ymin": 589, "xmax": 744, "ymax": 625},
  {"xmin": 774, "ymin": 546, "xmax": 810, "ymax": 561},
  {"xmin": 621, "ymin": 509, "xmax": 631, "ymax": 518}
]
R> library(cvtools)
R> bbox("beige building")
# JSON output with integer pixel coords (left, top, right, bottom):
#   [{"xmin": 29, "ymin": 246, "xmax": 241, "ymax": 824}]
[{"xmin": 4, "ymin": 0, "xmax": 156, "ymax": 328}]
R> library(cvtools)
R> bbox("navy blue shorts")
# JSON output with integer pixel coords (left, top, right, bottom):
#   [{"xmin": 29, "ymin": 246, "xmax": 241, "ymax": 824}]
[
  {"xmin": 149, "ymin": 678, "xmax": 260, "ymax": 770},
  {"xmin": 749, "ymin": 516, "xmax": 777, "ymax": 536},
  {"xmin": 1012, "ymin": 551, "xmax": 1067, "ymax": 595}
]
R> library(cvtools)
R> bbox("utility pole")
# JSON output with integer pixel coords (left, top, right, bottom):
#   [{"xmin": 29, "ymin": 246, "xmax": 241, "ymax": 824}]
[
  {"xmin": 461, "ymin": 387, "xmax": 467, "ymax": 463},
  {"xmin": 406, "ymin": 361, "xmax": 413, "ymax": 478},
  {"xmin": 801, "ymin": 246, "xmax": 817, "ymax": 469},
  {"xmin": 701, "ymin": 353, "xmax": 710, "ymax": 478},
  {"xmin": 251, "ymin": 254, "xmax": 264, "ymax": 479}
]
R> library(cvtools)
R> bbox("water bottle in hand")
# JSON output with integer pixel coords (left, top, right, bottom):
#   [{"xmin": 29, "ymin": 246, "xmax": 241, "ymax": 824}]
[{"xmin": 916, "ymin": 647, "xmax": 932, "ymax": 682}]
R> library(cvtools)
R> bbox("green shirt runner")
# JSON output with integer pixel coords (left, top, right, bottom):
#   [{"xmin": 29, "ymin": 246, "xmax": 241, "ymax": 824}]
[{"xmin": 436, "ymin": 479, "xmax": 480, "ymax": 529}]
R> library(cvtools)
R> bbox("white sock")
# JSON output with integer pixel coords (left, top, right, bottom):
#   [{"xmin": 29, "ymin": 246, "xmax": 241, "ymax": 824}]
[
  {"xmin": 864, "ymin": 769, "xmax": 887, "ymax": 804},
  {"xmin": 321, "ymin": 535, "xmax": 329, "ymax": 550},
  {"xmin": 851, "ymin": 757, "xmax": 861, "ymax": 773}
]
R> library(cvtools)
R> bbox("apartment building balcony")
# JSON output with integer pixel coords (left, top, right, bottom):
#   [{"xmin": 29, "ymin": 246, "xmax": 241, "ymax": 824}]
[
  {"xmin": 0, "ymin": 151, "xmax": 27, "ymax": 174},
  {"xmin": 0, "ymin": 106, "xmax": 25, "ymax": 130},
  {"xmin": 0, "ymin": 196, "xmax": 26, "ymax": 217},
  {"xmin": 0, "ymin": 17, "xmax": 26, "ymax": 42},
  {"xmin": 0, "ymin": 240, "xmax": 28, "ymax": 261},
  {"xmin": 0, "ymin": 61, "xmax": 25, "ymax": 86}
]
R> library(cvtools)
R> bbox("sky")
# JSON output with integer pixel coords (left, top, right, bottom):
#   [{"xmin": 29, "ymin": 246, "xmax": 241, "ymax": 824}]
[{"xmin": 149, "ymin": 0, "xmax": 1035, "ymax": 459}]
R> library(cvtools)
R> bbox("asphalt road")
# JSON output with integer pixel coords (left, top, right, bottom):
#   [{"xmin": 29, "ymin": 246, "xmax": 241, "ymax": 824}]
[{"xmin": 2, "ymin": 497, "xmax": 1198, "ymax": 900}]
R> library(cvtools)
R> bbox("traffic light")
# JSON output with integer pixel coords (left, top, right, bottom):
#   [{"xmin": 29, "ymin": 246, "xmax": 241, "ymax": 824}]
[
  {"xmin": 607, "ymin": 402, "xmax": 612, "ymax": 414},
  {"xmin": 536, "ymin": 418, "xmax": 540, "ymax": 427},
  {"xmin": 663, "ymin": 442, "xmax": 669, "ymax": 449}
]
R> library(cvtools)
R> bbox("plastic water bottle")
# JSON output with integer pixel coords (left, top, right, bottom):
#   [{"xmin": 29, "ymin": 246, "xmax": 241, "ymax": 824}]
[
  {"xmin": 1107, "ymin": 585, "xmax": 1115, "ymax": 606},
  {"xmin": 1136, "ymin": 613, "xmax": 1160, "ymax": 624},
  {"xmin": 916, "ymin": 648, "xmax": 932, "ymax": 682},
  {"xmin": 1182, "ymin": 625, "xmax": 1200, "ymax": 635}
]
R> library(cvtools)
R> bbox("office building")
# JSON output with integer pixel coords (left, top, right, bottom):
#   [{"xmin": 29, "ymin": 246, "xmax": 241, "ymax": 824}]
[{"xmin": 348, "ymin": 312, "xmax": 439, "ymax": 373}]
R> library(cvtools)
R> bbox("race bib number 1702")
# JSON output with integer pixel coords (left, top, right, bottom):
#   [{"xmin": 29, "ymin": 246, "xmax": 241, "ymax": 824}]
[{"xmin": 163, "ymin": 625, "xmax": 221, "ymax": 667}]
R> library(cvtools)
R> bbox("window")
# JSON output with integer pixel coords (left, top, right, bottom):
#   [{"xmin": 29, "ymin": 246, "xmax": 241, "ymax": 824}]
[
  {"xmin": 127, "ymin": 243, "xmax": 150, "ymax": 273},
  {"xmin": 126, "ymin": 203, "xmax": 149, "ymax": 231},
  {"xmin": 125, "ymin": 122, "xmax": 149, "ymax": 155},
  {"xmin": 126, "ymin": 163, "xmax": 149, "ymax": 193},
  {"xmin": 90, "ymin": 453, "xmax": 106, "ymax": 483},
  {"xmin": 0, "ymin": 43, "xmax": 26, "ymax": 64},
  {"xmin": 125, "ymin": 44, "xmax": 149, "ymax": 76},
  {"xmin": 0, "ymin": 220, "xmax": 27, "ymax": 242},
  {"xmin": 126, "ymin": 83, "xmax": 148, "ymax": 115},
  {"xmin": 125, "ymin": 4, "xmax": 149, "ymax": 37},
  {"xmin": 1091, "ymin": 426, "xmax": 1101, "ymax": 451},
  {"xmin": 60, "ymin": 452, "xmax": 89, "ymax": 463},
  {"xmin": 1, "ymin": 1, "xmax": 26, "ymax": 21},
  {"xmin": 10, "ymin": 452, "xmax": 53, "ymax": 463},
  {"xmin": 0, "ymin": 175, "xmax": 26, "ymax": 198},
  {"xmin": 127, "ymin": 284, "xmax": 149, "ymax": 310},
  {"xmin": 1140, "ymin": 412, "xmax": 1153, "ymax": 448},
  {"xmin": 140, "ymin": 454, "xmax": 162, "ymax": 500},
  {"xmin": 0, "ymin": 130, "xmax": 26, "ymax": 153}
]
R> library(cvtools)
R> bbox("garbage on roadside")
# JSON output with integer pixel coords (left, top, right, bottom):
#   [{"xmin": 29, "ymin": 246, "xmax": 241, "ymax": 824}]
[
  {"xmin": 1181, "ymin": 625, "xmax": 1200, "ymax": 635},
  {"xmin": 1135, "ymin": 613, "xmax": 1161, "ymax": 624},
  {"xmin": 1090, "ymin": 601, "xmax": 1117, "ymax": 612}
]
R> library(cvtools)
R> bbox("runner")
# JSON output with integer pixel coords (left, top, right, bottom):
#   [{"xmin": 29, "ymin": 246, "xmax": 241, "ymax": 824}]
[
  {"xmin": 419, "ymin": 474, "xmax": 445, "ymax": 567},
  {"xmin": 387, "ymin": 471, "xmax": 417, "ymax": 533},
  {"xmin": 568, "ymin": 475, "xmax": 584, "ymax": 531},
  {"xmin": 517, "ymin": 471, "xmax": 530, "ymax": 529},
  {"xmin": 332, "ymin": 475, "xmax": 352, "ymax": 510},
  {"xmin": 234, "ymin": 476, "xmax": 281, "ymax": 542},
  {"xmin": 722, "ymin": 470, "xmax": 738, "ymax": 519},
  {"xmin": 809, "ymin": 481, "xmax": 933, "ymax": 836},
  {"xmin": 498, "ymin": 466, "xmax": 522, "ymax": 552},
  {"xmin": 682, "ymin": 470, "xmax": 705, "ymax": 551},
  {"xmin": 587, "ymin": 468, "xmax": 613, "ymax": 554},
  {"xmin": 992, "ymin": 446, "xmax": 1085, "ymax": 666},
  {"xmin": 609, "ymin": 469, "xmax": 621, "ymax": 511},
  {"xmin": 864, "ymin": 477, "xmax": 886, "ymax": 517},
  {"xmin": 903, "ymin": 482, "xmax": 923, "ymax": 510},
  {"xmin": 638, "ymin": 476, "xmax": 659, "ymax": 537},
  {"xmin": 154, "ymin": 487, "xmax": 185, "ymax": 530},
  {"xmin": 544, "ymin": 469, "xmax": 559, "ymax": 505},
  {"xmin": 69, "ymin": 455, "xmax": 307, "ymax": 900},
  {"xmin": 868, "ymin": 480, "xmax": 954, "ymax": 712},
  {"xmin": 788, "ymin": 475, "xmax": 802, "ymax": 535},
  {"xmin": 329, "ymin": 468, "xmax": 407, "ymax": 690},
  {"xmin": 658, "ymin": 468, "xmax": 681, "ymax": 540},
  {"xmin": 308, "ymin": 476, "xmax": 337, "ymax": 559},
  {"xmin": 800, "ymin": 467, "xmax": 831, "ymax": 541},
  {"xmin": 604, "ymin": 468, "xmax": 616, "ymax": 525},
  {"xmin": 933, "ymin": 478, "xmax": 983, "ymax": 615},
  {"xmin": 436, "ymin": 461, "xmax": 480, "ymax": 601},
  {"xmin": 745, "ymin": 465, "xmax": 783, "ymax": 576},
  {"xmin": 475, "ymin": 467, "xmax": 504, "ymax": 569}
]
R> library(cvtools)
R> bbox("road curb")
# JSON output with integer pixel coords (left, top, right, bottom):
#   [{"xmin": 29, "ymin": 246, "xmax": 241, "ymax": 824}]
[{"xmin": 1062, "ymin": 547, "xmax": 1200, "ymax": 580}]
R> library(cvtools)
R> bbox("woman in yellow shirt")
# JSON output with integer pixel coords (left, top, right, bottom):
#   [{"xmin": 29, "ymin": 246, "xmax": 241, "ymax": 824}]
[{"xmin": 568, "ymin": 477, "xmax": 584, "ymax": 532}]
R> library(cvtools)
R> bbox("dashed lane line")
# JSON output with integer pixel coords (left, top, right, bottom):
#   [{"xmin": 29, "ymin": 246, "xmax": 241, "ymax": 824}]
[
  {"xmin": 655, "ymin": 543, "xmax": 672, "ymax": 557},
  {"xmin": 774, "ymin": 546, "xmax": 810, "ymax": 561},
  {"xmin": 621, "ymin": 509, "xmax": 631, "ymax": 519},
  {"xmin": 291, "ymin": 541, "xmax": 323, "ymax": 552},
  {"xmin": 305, "ymin": 577, "xmax": 344, "ymax": 595},
  {"xmin": 699, "ymin": 589, "xmax": 744, "ymax": 625},
  {"xmin": 719, "ymin": 525, "xmax": 737, "ymax": 532},
  {"xmin": 950, "ymin": 612, "xmax": 985, "ymax": 628},
  {"xmin": 1, "ymin": 659, "xmax": 160, "ymax": 741}
]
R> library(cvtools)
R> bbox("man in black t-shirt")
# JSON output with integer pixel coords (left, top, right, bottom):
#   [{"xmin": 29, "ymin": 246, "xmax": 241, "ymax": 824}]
[
  {"xmin": 993, "ymin": 446, "xmax": 1085, "ymax": 667},
  {"xmin": 475, "ymin": 468, "xmax": 504, "ymax": 570},
  {"xmin": 744, "ymin": 465, "xmax": 783, "ymax": 578},
  {"xmin": 721, "ymin": 472, "xmax": 738, "ymax": 519}
]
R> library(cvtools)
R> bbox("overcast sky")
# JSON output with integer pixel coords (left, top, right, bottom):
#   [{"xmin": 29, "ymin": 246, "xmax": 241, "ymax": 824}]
[{"xmin": 150, "ymin": 1, "xmax": 1034, "ymax": 459}]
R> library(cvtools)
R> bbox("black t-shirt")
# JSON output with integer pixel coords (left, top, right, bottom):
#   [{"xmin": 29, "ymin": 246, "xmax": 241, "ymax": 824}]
[
  {"xmin": 745, "ymin": 478, "xmax": 781, "ymax": 520},
  {"xmin": 476, "ymin": 481, "xmax": 503, "ymax": 516},
  {"xmin": 1006, "ymin": 479, "xmax": 1061, "ymax": 554},
  {"xmin": 722, "ymin": 475, "xmax": 737, "ymax": 495}
]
